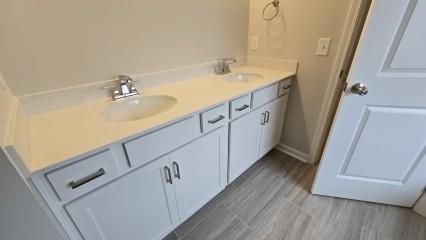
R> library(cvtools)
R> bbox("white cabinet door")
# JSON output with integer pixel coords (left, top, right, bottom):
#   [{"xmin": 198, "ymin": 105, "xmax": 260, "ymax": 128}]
[
  {"xmin": 228, "ymin": 107, "xmax": 263, "ymax": 182},
  {"xmin": 169, "ymin": 127, "xmax": 228, "ymax": 222},
  {"xmin": 66, "ymin": 156, "xmax": 179, "ymax": 240},
  {"xmin": 258, "ymin": 96, "xmax": 288, "ymax": 158}
]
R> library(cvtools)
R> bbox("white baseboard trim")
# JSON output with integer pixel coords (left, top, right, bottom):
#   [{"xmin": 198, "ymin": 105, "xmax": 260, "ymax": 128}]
[{"xmin": 275, "ymin": 143, "xmax": 311, "ymax": 164}]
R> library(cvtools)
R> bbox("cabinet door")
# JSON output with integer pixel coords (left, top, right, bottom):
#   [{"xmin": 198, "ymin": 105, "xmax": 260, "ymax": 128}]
[
  {"xmin": 66, "ymin": 157, "xmax": 179, "ymax": 240},
  {"xmin": 259, "ymin": 96, "xmax": 288, "ymax": 158},
  {"xmin": 169, "ymin": 127, "xmax": 228, "ymax": 222},
  {"xmin": 228, "ymin": 107, "xmax": 263, "ymax": 182}
]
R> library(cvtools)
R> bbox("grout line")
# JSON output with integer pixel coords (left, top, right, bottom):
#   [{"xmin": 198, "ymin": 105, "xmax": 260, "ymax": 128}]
[
  {"xmin": 175, "ymin": 151, "xmax": 288, "ymax": 239},
  {"xmin": 177, "ymin": 202, "xmax": 223, "ymax": 240},
  {"xmin": 222, "ymin": 203, "xmax": 252, "ymax": 230},
  {"xmin": 177, "ymin": 185, "xmax": 238, "ymax": 240}
]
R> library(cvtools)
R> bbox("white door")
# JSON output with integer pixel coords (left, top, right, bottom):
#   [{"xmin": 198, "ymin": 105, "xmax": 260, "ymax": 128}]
[
  {"xmin": 229, "ymin": 107, "xmax": 263, "ymax": 182},
  {"xmin": 169, "ymin": 127, "xmax": 228, "ymax": 222},
  {"xmin": 313, "ymin": 0, "xmax": 426, "ymax": 207},
  {"xmin": 258, "ymin": 95, "xmax": 288, "ymax": 158},
  {"xmin": 66, "ymin": 156, "xmax": 179, "ymax": 240}
]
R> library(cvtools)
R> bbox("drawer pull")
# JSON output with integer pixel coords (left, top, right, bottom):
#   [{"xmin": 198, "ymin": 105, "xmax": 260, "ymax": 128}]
[
  {"xmin": 282, "ymin": 84, "xmax": 292, "ymax": 89},
  {"xmin": 69, "ymin": 168, "xmax": 105, "ymax": 189},
  {"xmin": 208, "ymin": 115, "xmax": 225, "ymax": 124},
  {"xmin": 235, "ymin": 104, "xmax": 250, "ymax": 112},
  {"xmin": 164, "ymin": 166, "xmax": 173, "ymax": 184},
  {"xmin": 265, "ymin": 111, "xmax": 270, "ymax": 123},
  {"xmin": 172, "ymin": 162, "xmax": 181, "ymax": 179}
]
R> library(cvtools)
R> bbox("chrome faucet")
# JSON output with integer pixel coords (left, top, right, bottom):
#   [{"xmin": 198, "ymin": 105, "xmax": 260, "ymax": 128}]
[
  {"xmin": 214, "ymin": 57, "xmax": 237, "ymax": 75},
  {"xmin": 107, "ymin": 75, "xmax": 140, "ymax": 100}
]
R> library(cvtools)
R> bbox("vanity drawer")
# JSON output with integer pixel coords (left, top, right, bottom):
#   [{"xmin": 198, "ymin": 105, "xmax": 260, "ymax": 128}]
[
  {"xmin": 201, "ymin": 104, "xmax": 229, "ymax": 133},
  {"xmin": 46, "ymin": 149, "xmax": 120, "ymax": 202},
  {"xmin": 124, "ymin": 116, "xmax": 198, "ymax": 167},
  {"xmin": 230, "ymin": 94, "xmax": 251, "ymax": 119},
  {"xmin": 252, "ymin": 83, "xmax": 279, "ymax": 108},
  {"xmin": 278, "ymin": 78, "xmax": 292, "ymax": 96}
]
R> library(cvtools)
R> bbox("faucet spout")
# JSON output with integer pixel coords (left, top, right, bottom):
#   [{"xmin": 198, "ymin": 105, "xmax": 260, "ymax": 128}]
[
  {"xmin": 215, "ymin": 57, "xmax": 237, "ymax": 75},
  {"xmin": 111, "ymin": 75, "xmax": 140, "ymax": 100}
]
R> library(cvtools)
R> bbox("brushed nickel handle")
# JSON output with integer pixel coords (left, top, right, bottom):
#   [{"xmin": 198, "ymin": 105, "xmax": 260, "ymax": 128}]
[
  {"xmin": 351, "ymin": 83, "xmax": 368, "ymax": 96},
  {"xmin": 235, "ymin": 104, "xmax": 250, "ymax": 112},
  {"xmin": 261, "ymin": 112, "xmax": 266, "ymax": 125},
  {"xmin": 208, "ymin": 115, "xmax": 225, "ymax": 124},
  {"xmin": 172, "ymin": 162, "xmax": 181, "ymax": 179},
  {"xmin": 164, "ymin": 166, "xmax": 173, "ymax": 184},
  {"xmin": 265, "ymin": 111, "xmax": 270, "ymax": 123},
  {"xmin": 282, "ymin": 84, "xmax": 292, "ymax": 89},
  {"xmin": 69, "ymin": 168, "xmax": 105, "ymax": 189}
]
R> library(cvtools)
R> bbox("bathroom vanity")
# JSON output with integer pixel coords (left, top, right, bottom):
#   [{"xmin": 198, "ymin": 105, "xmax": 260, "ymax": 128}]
[{"xmin": 26, "ymin": 67, "xmax": 294, "ymax": 240}]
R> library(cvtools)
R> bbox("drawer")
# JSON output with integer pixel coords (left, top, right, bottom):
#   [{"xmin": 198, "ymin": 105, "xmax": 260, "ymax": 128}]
[
  {"xmin": 230, "ymin": 94, "xmax": 251, "ymax": 119},
  {"xmin": 124, "ymin": 116, "xmax": 198, "ymax": 167},
  {"xmin": 252, "ymin": 83, "xmax": 279, "ymax": 108},
  {"xmin": 201, "ymin": 104, "xmax": 229, "ymax": 133},
  {"xmin": 278, "ymin": 78, "xmax": 292, "ymax": 96},
  {"xmin": 46, "ymin": 149, "xmax": 120, "ymax": 202}
]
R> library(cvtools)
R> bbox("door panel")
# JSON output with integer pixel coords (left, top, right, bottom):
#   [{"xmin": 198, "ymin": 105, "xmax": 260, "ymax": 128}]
[
  {"xmin": 66, "ymin": 157, "xmax": 178, "ymax": 240},
  {"xmin": 341, "ymin": 106, "xmax": 426, "ymax": 183},
  {"xmin": 313, "ymin": 0, "xmax": 426, "ymax": 206},
  {"xmin": 258, "ymin": 96, "xmax": 288, "ymax": 158},
  {"xmin": 386, "ymin": 0, "xmax": 426, "ymax": 70},
  {"xmin": 170, "ymin": 127, "xmax": 227, "ymax": 222},
  {"xmin": 229, "ymin": 107, "xmax": 262, "ymax": 182}
]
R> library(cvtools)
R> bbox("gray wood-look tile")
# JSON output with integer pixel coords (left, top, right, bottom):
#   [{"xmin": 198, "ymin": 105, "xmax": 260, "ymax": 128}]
[
  {"xmin": 241, "ymin": 194, "xmax": 319, "ymax": 240},
  {"xmin": 231, "ymin": 155, "xmax": 269, "ymax": 188},
  {"xmin": 175, "ymin": 185, "xmax": 237, "ymax": 238},
  {"xmin": 222, "ymin": 165, "xmax": 288, "ymax": 226},
  {"xmin": 181, "ymin": 205, "xmax": 250, "ymax": 240},
  {"xmin": 286, "ymin": 165, "xmax": 347, "ymax": 222},
  {"xmin": 371, "ymin": 204, "xmax": 426, "ymax": 240},
  {"xmin": 165, "ymin": 150, "xmax": 426, "ymax": 240},
  {"xmin": 162, "ymin": 231, "xmax": 179, "ymax": 240}
]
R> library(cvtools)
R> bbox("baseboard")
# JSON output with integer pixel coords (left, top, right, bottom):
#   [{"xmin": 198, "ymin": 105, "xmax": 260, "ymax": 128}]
[{"xmin": 275, "ymin": 143, "xmax": 311, "ymax": 164}]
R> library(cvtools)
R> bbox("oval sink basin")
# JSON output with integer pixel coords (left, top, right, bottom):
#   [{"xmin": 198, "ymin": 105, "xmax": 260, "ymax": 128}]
[
  {"xmin": 101, "ymin": 95, "xmax": 177, "ymax": 122},
  {"xmin": 223, "ymin": 73, "xmax": 264, "ymax": 83}
]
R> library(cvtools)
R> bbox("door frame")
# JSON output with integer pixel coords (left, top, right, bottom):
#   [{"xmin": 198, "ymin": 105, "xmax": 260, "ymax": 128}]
[{"xmin": 310, "ymin": 0, "xmax": 372, "ymax": 163}]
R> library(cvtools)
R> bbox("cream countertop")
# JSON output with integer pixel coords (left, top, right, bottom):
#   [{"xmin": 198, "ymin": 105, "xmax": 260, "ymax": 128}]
[{"xmin": 27, "ymin": 66, "xmax": 294, "ymax": 173}]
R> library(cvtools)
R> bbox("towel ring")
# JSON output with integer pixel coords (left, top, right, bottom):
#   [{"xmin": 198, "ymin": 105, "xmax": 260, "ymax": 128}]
[{"xmin": 262, "ymin": 0, "xmax": 280, "ymax": 21}]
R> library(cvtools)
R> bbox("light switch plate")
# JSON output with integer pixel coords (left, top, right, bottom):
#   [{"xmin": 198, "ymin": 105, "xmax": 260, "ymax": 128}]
[
  {"xmin": 251, "ymin": 36, "xmax": 259, "ymax": 51},
  {"xmin": 316, "ymin": 38, "xmax": 332, "ymax": 56}
]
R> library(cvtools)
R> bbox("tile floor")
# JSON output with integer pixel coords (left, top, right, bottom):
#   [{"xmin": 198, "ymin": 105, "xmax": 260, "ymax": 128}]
[{"xmin": 163, "ymin": 150, "xmax": 426, "ymax": 240}]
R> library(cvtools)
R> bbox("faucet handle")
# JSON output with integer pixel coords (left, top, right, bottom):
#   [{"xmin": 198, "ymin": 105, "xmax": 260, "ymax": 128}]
[
  {"xmin": 222, "ymin": 57, "xmax": 237, "ymax": 64},
  {"xmin": 118, "ymin": 75, "xmax": 133, "ymax": 83}
]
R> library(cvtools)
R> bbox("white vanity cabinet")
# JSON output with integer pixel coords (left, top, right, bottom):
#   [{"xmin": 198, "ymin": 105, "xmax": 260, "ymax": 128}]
[
  {"xmin": 229, "ymin": 82, "xmax": 290, "ymax": 182},
  {"xmin": 258, "ymin": 95, "xmax": 288, "ymax": 158},
  {"xmin": 229, "ymin": 107, "xmax": 263, "ymax": 182},
  {"xmin": 31, "ymin": 77, "xmax": 292, "ymax": 240},
  {"xmin": 62, "ymin": 127, "xmax": 227, "ymax": 240},
  {"xmin": 65, "ymin": 156, "xmax": 179, "ymax": 240},
  {"xmin": 170, "ymin": 127, "xmax": 228, "ymax": 221}
]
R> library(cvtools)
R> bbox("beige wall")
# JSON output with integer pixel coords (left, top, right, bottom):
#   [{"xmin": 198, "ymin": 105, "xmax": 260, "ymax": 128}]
[
  {"xmin": 0, "ymin": 0, "xmax": 249, "ymax": 96},
  {"xmin": 0, "ymin": 73, "xmax": 14, "ymax": 146},
  {"xmin": 248, "ymin": 0, "xmax": 352, "ymax": 156}
]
